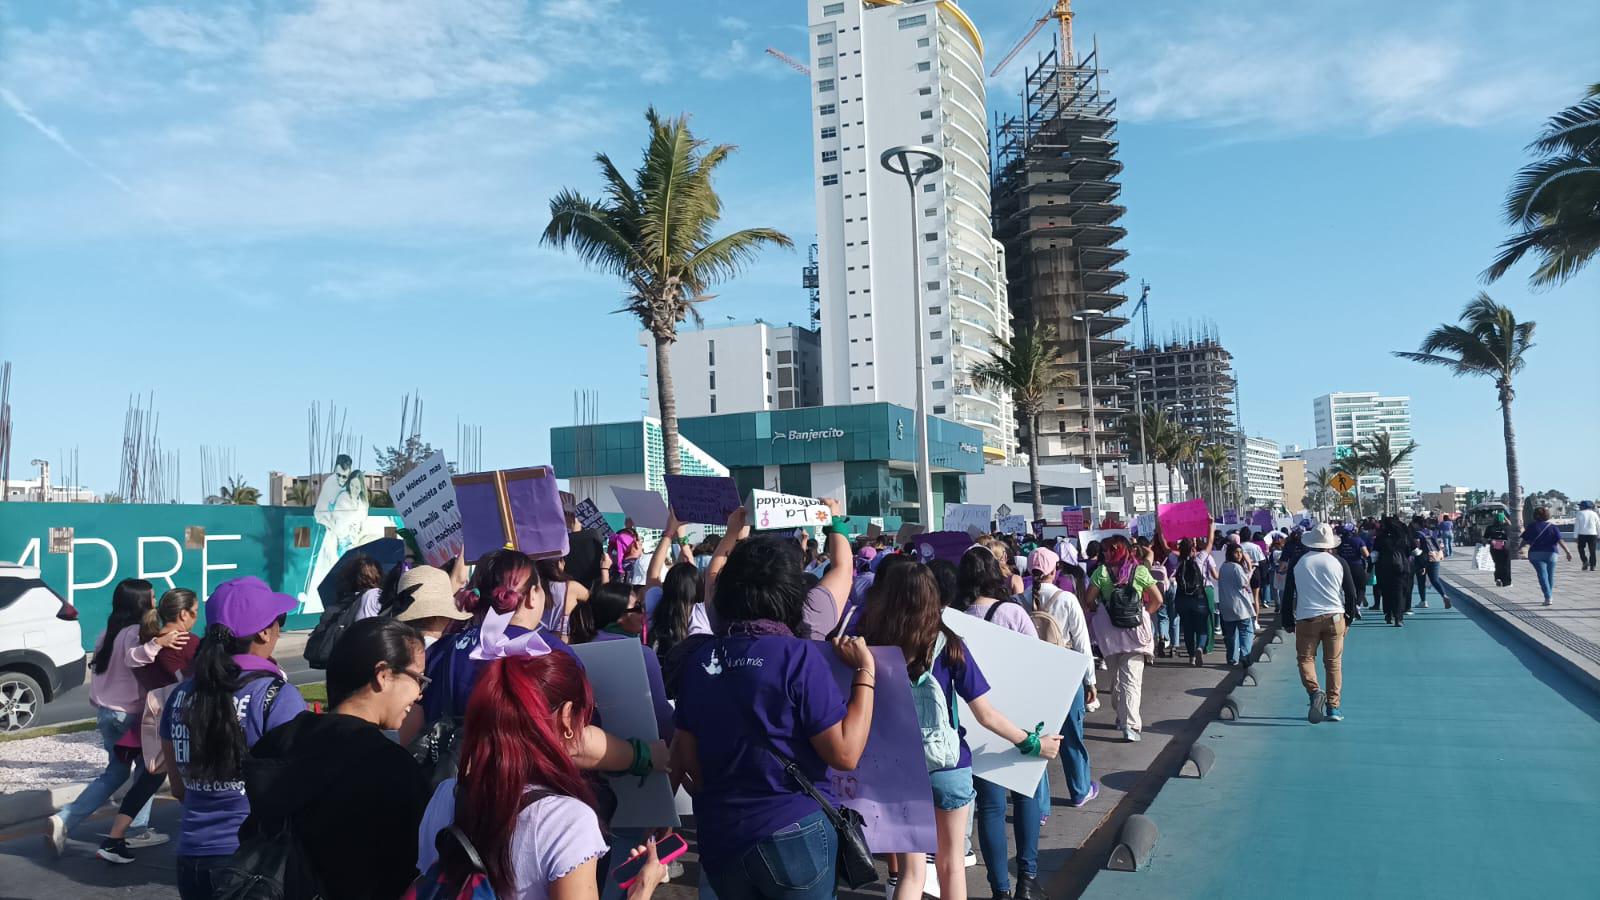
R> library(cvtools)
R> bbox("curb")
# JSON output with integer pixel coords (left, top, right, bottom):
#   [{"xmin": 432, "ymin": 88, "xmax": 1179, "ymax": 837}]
[{"xmin": 1436, "ymin": 574, "xmax": 1600, "ymax": 698}]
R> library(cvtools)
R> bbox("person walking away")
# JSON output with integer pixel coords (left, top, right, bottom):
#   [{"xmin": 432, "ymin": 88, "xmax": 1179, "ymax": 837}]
[
  {"xmin": 1412, "ymin": 519, "xmax": 1449, "ymax": 609},
  {"xmin": 1485, "ymin": 512, "xmax": 1514, "ymax": 586},
  {"xmin": 1439, "ymin": 515, "xmax": 1455, "ymax": 558},
  {"xmin": 97, "ymin": 588, "xmax": 200, "ymax": 864},
  {"xmin": 1281, "ymin": 524, "xmax": 1359, "ymax": 723},
  {"xmin": 1028, "ymin": 548, "xmax": 1096, "ymax": 809},
  {"xmin": 160, "ymin": 577, "xmax": 307, "ymax": 900},
  {"xmin": 46, "ymin": 579, "xmax": 163, "ymax": 858},
  {"xmin": 416, "ymin": 651, "xmax": 667, "ymax": 900},
  {"xmin": 1216, "ymin": 545, "xmax": 1256, "ymax": 669},
  {"xmin": 669, "ymin": 536, "xmax": 876, "ymax": 900},
  {"xmin": 1335, "ymin": 526, "xmax": 1370, "ymax": 612},
  {"xmin": 1521, "ymin": 507, "xmax": 1573, "ymax": 606},
  {"xmin": 862, "ymin": 563, "xmax": 1060, "ymax": 900},
  {"xmin": 1577, "ymin": 501, "xmax": 1600, "ymax": 572},
  {"xmin": 1171, "ymin": 540, "xmax": 1210, "ymax": 666},
  {"xmin": 348, "ymin": 555, "xmax": 387, "ymax": 621},
  {"xmin": 1374, "ymin": 517, "xmax": 1414, "ymax": 626},
  {"xmin": 1082, "ymin": 537, "xmax": 1164, "ymax": 742},
  {"xmin": 241, "ymin": 618, "xmax": 432, "ymax": 899}
]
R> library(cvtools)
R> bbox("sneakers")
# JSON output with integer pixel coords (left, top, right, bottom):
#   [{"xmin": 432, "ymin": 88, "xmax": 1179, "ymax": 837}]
[
  {"xmin": 1123, "ymin": 729, "xmax": 1142, "ymax": 743},
  {"xmin": 1308, "ymin": 690, "xmax": 1327, "ymax": 723},
  {"xmin": 1015, "ymin": 873, "xmax": 1048, "ymax": 900},
  {"xmin": 1418, "ymin": 600, "xmax": 1429, "ymax": 608},
  {"xmin": 1070, "ymin": 782, "xmax": 1100, "ymax": 808},
  {"xmin": 1543, "ymin": 599, "xmax": 1552, "ymax": 607},
  {"xmin": 965, "ymin": 849, "xmax": 976, "ymax": 867},
  {"xmin": 124, "ymin": 828, "xmax": 170, "ymax": 850},
  {"xmin": 44, "ymin": 814, "xmax": 65, "ymax": 858},
  {"xmin": 96, "ymin": 838, "xmax": 135, "ymax": 865},
  {"xmin": 1325, "ymin": 705, "xmax": 1344, "ymax": 723}
]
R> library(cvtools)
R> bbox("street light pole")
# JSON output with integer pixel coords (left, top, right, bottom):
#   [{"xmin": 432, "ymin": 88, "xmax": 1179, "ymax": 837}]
[
  {"xmin": 1071, "ymin": 308, "xmax": 1105, "ymax": 521},
  {"xmin": 881, "ymin": 146, "xmax": 944, "ymax": 529},
  {"xmin": 1130, "ymin": 369, "xmax": 1153, "ymax": 510}
]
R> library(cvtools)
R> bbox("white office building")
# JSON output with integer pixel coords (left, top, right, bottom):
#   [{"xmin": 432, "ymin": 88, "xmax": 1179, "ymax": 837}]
[
  {"xmin": 807, "ymin": 0, "xmax": 1014, "ymax": 463},
  {"xmin": 1313, "ymin": 391, "xmax": 1416, "ymax": 502},
  {"xmin": 1237, "ymin": 434, "xmax": 1285, "ymax": 508},
  {"xmin": 642, "ymin": 322, "xmax": 822, "ymax": 418}
]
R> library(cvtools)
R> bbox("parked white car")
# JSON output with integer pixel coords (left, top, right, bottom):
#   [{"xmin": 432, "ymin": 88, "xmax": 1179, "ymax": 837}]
[{"xmin": 0, "ymin": 564, "xmax": 86, "ymax": 732}]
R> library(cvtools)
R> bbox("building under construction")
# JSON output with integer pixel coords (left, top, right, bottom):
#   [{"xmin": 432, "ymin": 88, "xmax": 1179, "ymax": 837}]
[
  {"xmin": 991, "ymin": 36, "xmax": 1130, "ymax": 467},
  {"xmin": 1116, "ymin": 329, "xmax": 1238, "ymax": 441}
]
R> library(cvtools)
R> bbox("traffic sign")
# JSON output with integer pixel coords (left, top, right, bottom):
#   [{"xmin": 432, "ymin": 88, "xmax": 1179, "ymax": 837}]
[{"xmin": 1329, "ymin": 472, "xmax": 1355, "ymax": 494}]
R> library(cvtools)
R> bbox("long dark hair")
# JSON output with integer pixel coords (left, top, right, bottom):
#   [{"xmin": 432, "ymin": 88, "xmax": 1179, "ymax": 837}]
[
  {"xmin": 568, "ymin": 582, "xmax": 633, "ymax": 645},
  {"xmin": 955, "ymin": 546, "xmax": 1009, "ymax": 611},
  {"xmin": 648, "ymin": 562, "xmax": 701, "ymax": 657},
  {"xmin": 326, "ymin": 618, "xmax": 423, "ymax": 708},
  {"xmin": 713, "ymin": 536, "xmax": 806, "ymax": 634},
  {"xmin": 140, "ymin": 588, "xmax": 197, "ymax": 642},
  {"xmin": 861, "ymin": 563, "xmax": 964, "ymax": 679},
  {"xmin": 93, "ymin": 579, "xmax": 154, "ymax": 674},
  {"xmin": 186, "ymin": 619, "xmax": 276, "ymax": 783}
]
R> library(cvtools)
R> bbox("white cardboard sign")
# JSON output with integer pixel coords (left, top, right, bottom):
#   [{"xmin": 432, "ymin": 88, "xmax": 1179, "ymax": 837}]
[
  {"xmin": 570, "ymin": 639, "xmax": 679, "ymax": 829},
  {"xmin": 940, "ymin": 608, "xmax": 1090, "ymax": 795},
  {"xmin": 388, "ymin": 450, "xmax": 465, "ymax": 566},
  {"xmin": 751, "ymin": 489, "xmax": 830, "ymax": 530},
  {"xmin": 997, "ymin": 515, "xmax": 1028, "ymax": 536},
  {"xmin": 1077, "ymin": 528, "xmax": 1131, "ymax": 552},
  {"xmin": 611, "ymin": 486, "xmax": 670, "ymax": 530},
  {"xmin": 944, "ymin": 503, "xmax": 992, "ymax": 536}
]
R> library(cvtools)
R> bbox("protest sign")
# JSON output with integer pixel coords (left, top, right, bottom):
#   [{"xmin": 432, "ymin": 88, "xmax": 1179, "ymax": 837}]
[
  {"xmin": 911, "ymin": 531, "xmax": 975, "ymax": 563},
  {"xmin": 611, "ymin": 487, "xmax": 670, "ymax": 530},
  {"xmin": 452, "ymin": 466, "xmax": 567, "ymax": 562},
  {"xmin": 1060, "ymin": 507, "xmax": 1086, "ymax": 535},
  {"xmin": 997, "ymin": 515, "xmax": 1028, "ymax": 536},
  {"xmin": 1132, "ymin": 512, "xmax": 1157, "ymax": 538},
  {"xmin": 1222, "ymin": 509, "xmax": 1239, "ymax": 525},
  {"xmin": 943, "ymin": 503, "xmax": 992, "ymax": 536},
  {"xmin": 559, "ymin": 491, "xmax": 576, "ymax": 516},
  {"xmin": 573, "ymin": 498, "xmax": 614, "ymax": 538},
  {"xmin": 1251, "ymin": 508, "xmax": 1275, "ymax": 532},
  {"xmin": 941, "ymin": 609, "xmax": 1089, "ymax": 795},
  {"xmin": 865, "ymin": 522, "xmax": 882, "ymax": 540},
  {"xmin": 1158, "ymin": 499, "xmax": 1211, "ymax": 541},
  {"xmin": 1216, "ymin": 522, "xmax": 1248, "ymax": 535},
  {"xmin": 570, "ymin": 640, "xmax": 679, "ymax": 829},
  {"xmin": 1077, "ymin": 528, "xmax": 1130, "ymax": 552},
  {"xmin": 663, "ymin": 475, "xmax": 742, "ymax": 525},
  {"xmin": 825, "ymin": 647, "xmax": 935, "ymax": 854},
  {"xmin": 895, "ymin": 522, "xmax": 925, "ymax": 540},
  {"xmin": 389, "ymin": 450, "xmax": 465, "ymax": 566},
  {"xmin": 750, "ymin": 489, "xmax": 830, "ymax": 530}
]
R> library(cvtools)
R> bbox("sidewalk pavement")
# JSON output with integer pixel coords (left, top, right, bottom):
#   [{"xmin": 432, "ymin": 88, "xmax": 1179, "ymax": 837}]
[{"xmin": 1435, "ymin": 553, "xmax": 1600, "ymax": 693}]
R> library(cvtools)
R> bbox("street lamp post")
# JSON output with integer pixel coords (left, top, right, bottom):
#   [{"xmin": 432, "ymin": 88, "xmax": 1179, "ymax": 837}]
[
  {"xmin": 881, "ymin": 146, "xmax": 944, "ymax": 529},
  {"xmin": 1129, "ymin": 369, "xmax": 1153, "ymax": 510},
  {"xmin": 1071, "ymin": 308, "xmax": 1106, "ymax": 520}
]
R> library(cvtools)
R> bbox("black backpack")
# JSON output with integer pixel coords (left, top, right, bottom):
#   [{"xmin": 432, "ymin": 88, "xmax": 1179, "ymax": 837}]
[
  {"xmin": 1105, "ymin": 579, "xmax": 1144, "ymax": 629},
  {"xmin": 1176, "ymin": 557, "xmax": 1205, "ymax": 600},
  {"xmin": 303, "ymin": 592, "xmax": 366, "ymax": 671}
]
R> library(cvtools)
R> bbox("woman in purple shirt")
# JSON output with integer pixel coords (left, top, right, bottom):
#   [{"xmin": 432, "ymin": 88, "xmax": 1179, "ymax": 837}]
[{"xmin": 1521, "ymin": 506, "xmax": 1573, "ymax": 605}]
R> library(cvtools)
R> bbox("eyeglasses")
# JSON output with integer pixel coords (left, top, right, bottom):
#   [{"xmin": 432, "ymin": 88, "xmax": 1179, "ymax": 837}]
[{"xmin": 397, "ymin": 668, "xmax": 432, "ymax": 690}]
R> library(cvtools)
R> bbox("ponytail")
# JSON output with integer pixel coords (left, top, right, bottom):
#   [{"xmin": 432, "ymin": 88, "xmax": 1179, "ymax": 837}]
[
  {"xmin": 1030, "ymin": 575, "xmax": 1044, "ymax": 612},
  {"xmin": 139, "ymin": 608, "xmax": 164, "ymax": 643},
  {"xmin": 456, "ymin": 549, "xmax": 535, "ymax": 618},
  {"xmin": 568, "ymin": 583, "xmax": 632, "ymax": 645},
  {"xmin": 141, "ymin": 588, "xmax": 198, "ymax": 642},
  {"xmin": 186, "ymin": 622, "xmax": 252, "ymax": 783}
]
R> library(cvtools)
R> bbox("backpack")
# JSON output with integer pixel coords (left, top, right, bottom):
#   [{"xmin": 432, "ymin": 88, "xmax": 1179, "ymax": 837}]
[
  {"xmin": 1176, "ymin": 558, "xmax": 1205, "ymax": 600},
  {"xmin": 303, "ymin": 591, "xmax": 367, "ymax": 671},
  {"xmin": 404, "ymin": 826, "xmax": 499, "ymax": 900},
  {"xmin": 1029, "ymin": 584, "xmax": 1067, "ymax": 647},
  {"xmin": 1105, "ymin": 579, "xmax": 1145, "ymax": 629},
  {"xmin": 911, "ymin": 634, "xmax": 961, "ymax": 772},
  {"xmin": 209, "ymin": 677, "xmax": 308, "ymax": 900}
]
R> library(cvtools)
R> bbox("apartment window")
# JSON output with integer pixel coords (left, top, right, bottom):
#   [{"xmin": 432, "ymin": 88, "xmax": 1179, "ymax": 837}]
[
  {"xmin": 707, "ymin": 340, "xmax": 715, "ymax": 365},
  {"xmin": 777, "ymin": 350, "xmax": 793, "ymax": 363},
  {"xmin": 710, "ymin": 396, "xmax": 717, "ymax": 413},
  {"xmin": 917, "ymin": 37, "xmax": 930, "ymax": 48},
  {"xmin": 932, "ymin": 380, "xmax": 945, "ymax": 390},
  {"xmin": 817, "ymin": 32, "xmax": 833, "ymax": 45},
  {"xmin": 709, "ymin": 371, "xmax": 716, "ymax": 389},
  {"xmin": 822, "ymin": 2, "xmax": 845, "ymax": 15},
  {"xmin": 921, "ymin": 134, "xmax": 933, "ymax": 144},
  {"xmin": 822, "ymin": 174, "xmax": 839, "ymax": 186},
  {"xmin": 820, "ymin": 126, "xmax": 836, "ymax": 139},
  {"xmin": 920, "ymin": 110, "xmax": 933, "ymax": 119},
  {"xmin": 817, "ymin": 55, "xmax": 834, "ymax": 68},
  {"xmin": 924, "ymin": 232, "xmax": 938, "ymax": 241},
  {"xmin": 923, "ymin": 208, "xmax": 937, "ymax": 216},
  {"xmin": 821, "ymin": 150, "xmax": 838, "ymax": 162},
  {"xmin": 817, "ymin": 78, "xmax": 834, "ymax": 92},
  {"xmin": 933, "ymin": 405, "xmax": 946, "ymax": 414},
  {"xmin": 930, "ymin": 330, "xmax": 943, "ymax": 340},
  {"xmin": 931, "ymin": 355, "xmax": 944, "ymax": 365},
  {"xmin": 819, "ymin": 103, "xmax": 835, "ymax": 115},
  {"xmin": 926, "ymin": 256, "xmax": 939, "ymax": 265},
  {"xmin": 916, "ymin": 61, "xmax": 931, "ymax": 72},
  {"xmin": 928, "ymin": 306, "xmax": 941, "ymax": 314},
  {"xmin": 898, "ymin": 14, "xmax": 927, "ymax": 29},
  {"xmin": 1058, "ymin": 420, "xmax": 1067, "ymax": 433},
  {"xmin": 922, "ymin": 182, "xmax": 935, "ymax": 192},
  {"xmin": 919, "ymin": 86, "xmax": 932, "ymax": 95}
]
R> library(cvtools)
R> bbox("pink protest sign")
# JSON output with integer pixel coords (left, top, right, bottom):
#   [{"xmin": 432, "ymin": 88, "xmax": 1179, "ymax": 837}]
[
  {"xmin": 1060, "ymin": 507, "xmax": 1086, "ymax": 535},
  {"xmin": 824, "ymin": 647, "xmax": 935, "ymax": 853},
  {"xmin": 1158, "ymin": 498, "xmax": 1212, "ymax": 541}
]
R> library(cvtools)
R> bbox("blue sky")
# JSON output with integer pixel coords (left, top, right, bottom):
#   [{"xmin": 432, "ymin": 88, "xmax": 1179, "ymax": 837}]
[{"xmin": 1, "ymin": 0, "xmax": 1596, "ymax": 502}]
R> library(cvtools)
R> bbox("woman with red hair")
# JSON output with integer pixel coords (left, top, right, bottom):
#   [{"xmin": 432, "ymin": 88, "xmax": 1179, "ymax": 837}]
[
  {"xmin": 1081, "ymin": 536, "xmax": 1164, "ymax": 743},
  {"xmin": 416, "ymin": 651, "xmax": 666, "ymax": 899}
]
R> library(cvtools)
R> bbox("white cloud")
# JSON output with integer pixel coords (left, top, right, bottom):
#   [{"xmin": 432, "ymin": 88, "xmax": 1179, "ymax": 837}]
[{"xmin": 128, "ymin": 6, "xmax": 254, "ymax": 60}]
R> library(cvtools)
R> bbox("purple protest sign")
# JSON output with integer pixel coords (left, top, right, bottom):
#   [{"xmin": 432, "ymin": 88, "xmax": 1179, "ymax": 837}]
[
  {"xmin": 663, "ymin": 475, "xmax": 742, "ymax": 525},
  {"xmin": 1222, "ymin": 508, "xmax": 1239, "ymax": 525},
  {"xmin": 452, "ymin": 472, "xmax": 510, "ymax": 563},
  {"xmin": 825, "ymin": 646, "xmax": 935, "ymax": 854},
  {"xmin": 503, "ymin": 466, "xmax": 569, "ymax": 560},
  {"xmin": 1251, "ymin": 508, "xmax": 1274, "ymax": 532},
  {"xmin": 911, "ymin": 531, "xmax": 975, "ymax": 564}
]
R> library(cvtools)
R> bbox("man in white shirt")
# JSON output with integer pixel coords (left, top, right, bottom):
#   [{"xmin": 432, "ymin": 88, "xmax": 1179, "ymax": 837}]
[
  {"xmin": 1281, "ymin": 523, "xmax": 1360, "ymax": 724},
  {"xmin": 1576, "ymin": 500, "xmax": 1599, "ymax": 572}
]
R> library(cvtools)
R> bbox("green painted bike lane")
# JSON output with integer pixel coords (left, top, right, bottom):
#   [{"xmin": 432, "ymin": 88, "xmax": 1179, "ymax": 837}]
[{"xmin": 1084, "ymin": 606, "xmax": 1600, "ymax": 899}]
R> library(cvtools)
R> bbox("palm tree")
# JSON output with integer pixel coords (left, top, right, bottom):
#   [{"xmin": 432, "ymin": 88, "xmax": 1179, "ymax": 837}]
[
  {"xmin": 219, "ymin": 476, "xmax": 260, "ymax": 506},
  {"xmin": 1484, "ymin": 83, "xmax": 1600, "ymax": 288},
  {"xmin": 1120, "ymin": 406, "xmax": 1178, "ymax": 508},
  {"xmin": 284, "ymin": 481, "xmax": 317, "ymax": 506},
  {"xmin": 970, "ymin": 324, "xmax": 1072, "ymax": 524},
  {"xmin": 1308, "ymin": 467, "xmax": 1337, "ymax": 521},
  {"xmin": 1394, "ymin": 293, "xmax": 1533, "ymax": 546},
  {"xmin": 1200, "ymin": 443, "xmax": 1231, "ymax": 511},
  {"xmin": 1354, "ymin": 432, "xmax": 1418, "ymax": 516},
  {"xmin": 542, "ymin": 108, "xmax": 793, "ymax": 475}
]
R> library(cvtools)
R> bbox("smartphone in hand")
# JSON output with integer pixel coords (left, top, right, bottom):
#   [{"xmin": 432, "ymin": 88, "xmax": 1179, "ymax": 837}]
[{"xmin": 614, "ymin": 833, "xmax": 688, "ymax": 889}]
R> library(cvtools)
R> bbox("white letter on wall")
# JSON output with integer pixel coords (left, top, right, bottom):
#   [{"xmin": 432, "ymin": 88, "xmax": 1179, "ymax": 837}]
[
  {"xmin": 68, "ymin": 538, "xmax": 119, "ymax": 607},
  {"xmin": 202, "ymin": 534, "xmax": 241, "ymax": 597},
  {"xmin": 138, "ymin": 536, "xmax": 185, "ymax": 590}
]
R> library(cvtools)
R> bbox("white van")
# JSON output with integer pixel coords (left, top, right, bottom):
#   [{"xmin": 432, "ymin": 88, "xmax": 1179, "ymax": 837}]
[{"xmin": 0, "ymin": 564, "xmax": 86, "ymax": 732}]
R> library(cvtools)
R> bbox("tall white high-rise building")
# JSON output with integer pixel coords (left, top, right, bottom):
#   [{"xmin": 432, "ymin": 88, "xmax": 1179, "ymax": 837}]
[
  {"xmin": 806, "ymin": 0, "xmax": 1014, "ymax": 463},
  {"xmin": 1236, "ymin": 434, "xmax": 1285, "ymax": 508},
  {"xmin": 1313, "ymin": 391, "xmax": 1416, "ymax": 502}
]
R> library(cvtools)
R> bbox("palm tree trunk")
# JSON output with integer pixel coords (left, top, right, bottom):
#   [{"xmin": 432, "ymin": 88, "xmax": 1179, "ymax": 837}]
[
  {"xmin": 1026, "ymin": 414, "xmax": 1043, "ymax": 524},
  {"xmin": 1500, "ymin": 384, "xmax": 1523, "ymax": 552},
  {"xmin": 654, "ymin": 334, "xmax": 681, "ymax": 477}
]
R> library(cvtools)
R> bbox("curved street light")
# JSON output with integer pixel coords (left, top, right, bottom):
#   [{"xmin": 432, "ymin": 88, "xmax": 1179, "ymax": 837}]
[{"xmin": 1071, "ymin": 308, "xmax": 1106, "ymax": 517}]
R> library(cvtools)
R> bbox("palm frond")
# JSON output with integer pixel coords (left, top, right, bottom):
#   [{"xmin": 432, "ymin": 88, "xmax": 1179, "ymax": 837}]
[
  {"xmin": 541, "ymin": 190, "xmax": 648, "ymax": 279},
  {"xmin": 1528, "ymin": 94, "xmax": 1600, "ymax": 157},
  {"xmin": 681, "ymin": 228, "xmax": 794, "ymax": 292}
]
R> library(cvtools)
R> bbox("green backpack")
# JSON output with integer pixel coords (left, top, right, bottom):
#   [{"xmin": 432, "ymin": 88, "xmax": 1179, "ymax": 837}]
[{"xmin": 912, "ymin": 633, "xmax": 961, "ymax": 772}]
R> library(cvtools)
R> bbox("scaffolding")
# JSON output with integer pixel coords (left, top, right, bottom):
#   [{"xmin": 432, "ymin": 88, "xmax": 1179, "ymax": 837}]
[{"xmin": 992, "ymin": 36, "xmax": 1130, "ymax": 465}]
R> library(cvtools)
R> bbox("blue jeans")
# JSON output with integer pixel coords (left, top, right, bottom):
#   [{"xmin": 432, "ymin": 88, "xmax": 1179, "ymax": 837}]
[
  {"xmin": 1442, "ymin": 533, "xmax": 1454, "ymax": 557},
  {"xmin": 1528, "ymin": 551, "xmax": 1557, "ymax": 601},
  {"xmin": 1415, "ymin": 561, "xmax": 1444, "ymax": 601},
  {"xmin": 705, "ymin": 811, "xmax": 836, "ymax": 900},
  {"xmin": 974, "ymin": 775, "xmax": 1042, "ymax": 893},
  {"xmin": 1260, "ymin": 578, "xmax": 1276, "ymax": 609},
  {"xmin": 177, "ymin": 854, "xmax": 229, "ymax": 900},
  {"xmin": 1160, "ymin": 586, "xmax": 1180, "ymax": 647},
  {"xmin": 58, "ymin": 706, "xmax": 151, "ymax": 835},
  {"xmin": 1059, "ymin": 683, "xmax": 1092, "ymax": 804},
  {"xmin": 1222, "ymin": 617, "xmax": 1255, "ymax": 665}
]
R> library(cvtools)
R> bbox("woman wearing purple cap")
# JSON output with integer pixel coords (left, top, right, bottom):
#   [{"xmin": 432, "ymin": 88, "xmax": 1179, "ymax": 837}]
[{"xmin": 159, "ymin": 577, "xmax": 306, "ymax": 899}]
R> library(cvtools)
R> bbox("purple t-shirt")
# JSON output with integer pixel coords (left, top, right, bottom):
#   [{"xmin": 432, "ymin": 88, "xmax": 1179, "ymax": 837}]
[
  {"xmin": 161, "ymin": 658, "xmax": 306, "ymax": 856},
  {"xmin": 799, "ymin": 585, "xmax": 840, "ymax": 639},
  {"xmin": 1521, "ymin": 522, "xmax": 1563, "ymax": 553},
  {"xmin": 591, "ymin": 631, "xmax": 673, "ymax": 740},
  {"xmin": 422, "ymin": 623, "xmax": 582, "ymax": 722},
  {"xmin": 930, "ymin": 650, "xmax": 990, "ymax": 771},
  {"xmin": 963, "ymin": 599, "xmax": 1038, "ymax": 638},
  {"xmin": 673, "ymin": 634, "xmax": 846, "ymax": 870}
]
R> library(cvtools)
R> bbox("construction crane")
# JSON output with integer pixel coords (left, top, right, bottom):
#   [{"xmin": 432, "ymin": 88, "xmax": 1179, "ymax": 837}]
[
  {"xmin": 765, "ymin": 47, "xmax": 810, "ymax": 77},
  {"xmin": 1128, "ymin": 280, "xmax": 1152, "ymax": 349},
  {"xmin": 989, "ymin": 0, "xmax": 1076, "ymax": 78}
]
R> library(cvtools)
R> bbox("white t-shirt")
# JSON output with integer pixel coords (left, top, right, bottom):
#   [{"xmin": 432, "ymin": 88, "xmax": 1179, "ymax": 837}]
[
  {"xmin": 1240, "ymin": 542, "xmax": 1266, "ymax": 568},
  {"xmin": 353, "ymin": 588, "xmax": 384, "ymax": 621},
  {"xmin": 418, "ymin": 779, "xmax": 608, "ymax": 900},
  {"xmin": 1036, "ymin": 583, "xmax": 1094, "ymax": 687},
  {"xmin": 1291, "ymin": 551, "xmax": 1347, "ymax": 621},
  {"xmin": 625, "ymin": 558, "xmax": 648, "ymax": 586},
  {"xmin": 1577, "ymin": 509, "xmax": 1600, "ymax": 537}
]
